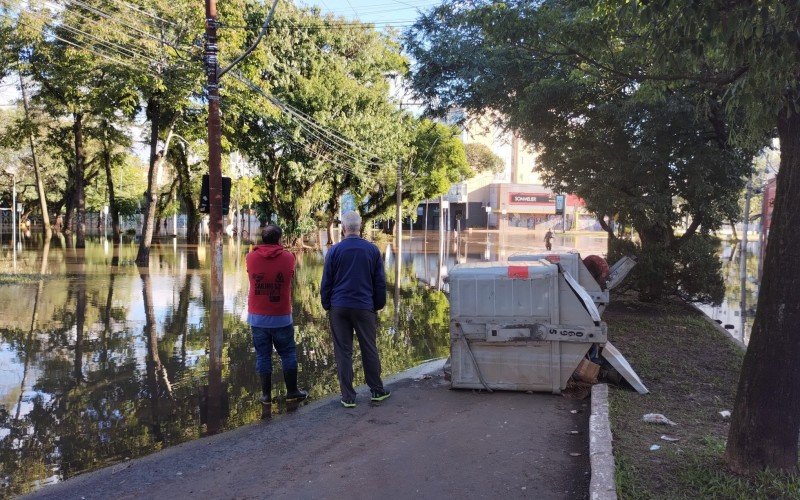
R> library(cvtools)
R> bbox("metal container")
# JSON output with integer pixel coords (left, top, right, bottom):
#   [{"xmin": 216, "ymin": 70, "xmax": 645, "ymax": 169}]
[{"xmin": 448, "ymin": 260, "xmax": 606, "ymax": 393}]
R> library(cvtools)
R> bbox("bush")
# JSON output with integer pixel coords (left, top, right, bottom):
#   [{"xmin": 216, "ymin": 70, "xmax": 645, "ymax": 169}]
[
  {"xmin": 674, "ymin": 236, "xmax": 724, "ymax": 305},
  {"xmin": 606, "ymin": 235, "xmax": 723, "ymax": 305}
]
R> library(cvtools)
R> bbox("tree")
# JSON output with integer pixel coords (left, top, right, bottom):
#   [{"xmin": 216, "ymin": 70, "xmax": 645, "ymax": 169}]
[
  {"xmin": 464, "ymin": 143, "xmax": 503, "ymax": 174},
  {"xmin": 409, "ymin": 0, "xmax": 800, "ymax": 474},
  {"xmin": 228, "ymin": 2, "xmax": 409, "ymax": 245},
  {"xmin": 355, "ymin": 119, "xmax": 469, "ymax": 228},
  {"xmin": 405, "ymin": 0, "xmax": 750, "ymax": 302},
  {"xmin": 606, "ymin": 0, "xmax": 800, "ymax": 475}
]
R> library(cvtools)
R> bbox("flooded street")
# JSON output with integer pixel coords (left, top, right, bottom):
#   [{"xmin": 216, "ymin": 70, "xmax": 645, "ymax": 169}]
[
  {"xmin": 0, "ymin": 229, "xmax": 605, "ymax": 495},
  {"xmin": 695, "ymin": 240, "xmax": 762, "ymax": 345}
]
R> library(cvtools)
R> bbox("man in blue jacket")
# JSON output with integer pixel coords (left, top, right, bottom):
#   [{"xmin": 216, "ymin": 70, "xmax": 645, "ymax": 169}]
[{"xmin": 321, "ymin": 211, "xmax": 390, "ymax": 408}]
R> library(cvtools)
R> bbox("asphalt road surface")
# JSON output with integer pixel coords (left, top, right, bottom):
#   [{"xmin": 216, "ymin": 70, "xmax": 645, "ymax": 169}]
[{"xmin": 27, "ymin": 361, "xmax": 590, "ymax": 500}]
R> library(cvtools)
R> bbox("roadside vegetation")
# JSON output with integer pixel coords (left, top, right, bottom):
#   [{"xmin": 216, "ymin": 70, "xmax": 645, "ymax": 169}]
[{"xmin": 606, "ymin": 293, "xmax": 800, "ymax": 498}]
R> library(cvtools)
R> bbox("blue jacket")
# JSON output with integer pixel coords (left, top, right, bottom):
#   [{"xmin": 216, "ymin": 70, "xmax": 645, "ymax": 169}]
[{"xmin": 320, "ymin": 235, "xmax": 387, "ymax": 311}]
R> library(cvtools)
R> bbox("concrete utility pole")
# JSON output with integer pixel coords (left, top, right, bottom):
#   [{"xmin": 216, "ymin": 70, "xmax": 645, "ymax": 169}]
[
  {"xmin": 205, "ymin": 0, "xmax": 224, "ymax": 363},
  {"xmin": 203, "ymin": 0, "xmax": 279, "ymax": 356}
]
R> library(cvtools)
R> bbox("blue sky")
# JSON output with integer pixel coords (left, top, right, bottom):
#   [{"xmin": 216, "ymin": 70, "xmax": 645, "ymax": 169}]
[{"xmin": 299, "ymin": 0, "xmax": 439, "ymax": 27}]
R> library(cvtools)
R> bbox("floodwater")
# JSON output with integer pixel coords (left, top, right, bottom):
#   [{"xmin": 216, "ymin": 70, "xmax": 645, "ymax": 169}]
[
  {"xmin": 695, "ymin": 240, "xmax": 762, "ymax": 345},
  {"xmin": 0, "ymin": 229, "xmax": 607, "ymax": 496}
]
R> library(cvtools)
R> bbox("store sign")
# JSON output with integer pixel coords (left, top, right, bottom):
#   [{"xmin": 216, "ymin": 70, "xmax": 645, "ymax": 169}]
[{"xmin": 509, "ymin": 193, "xmax": 552, "ymax": 204}]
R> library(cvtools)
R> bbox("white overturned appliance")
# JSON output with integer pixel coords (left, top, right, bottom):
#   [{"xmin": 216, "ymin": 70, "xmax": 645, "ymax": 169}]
[{"xmin": 448, "ymin": 253, "xmax": 641, "ymax": 394}]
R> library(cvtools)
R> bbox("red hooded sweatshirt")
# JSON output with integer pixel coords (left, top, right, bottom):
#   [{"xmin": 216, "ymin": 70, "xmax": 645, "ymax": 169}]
[{"xmin": 246, "ymin": 244, "xmax": 295, "ymax": 316}]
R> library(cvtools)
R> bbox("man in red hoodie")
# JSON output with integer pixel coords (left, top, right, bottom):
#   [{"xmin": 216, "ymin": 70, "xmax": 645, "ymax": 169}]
[{"xmin": 246, "ymin": 224, "xmax": 307, "ymax": 404}]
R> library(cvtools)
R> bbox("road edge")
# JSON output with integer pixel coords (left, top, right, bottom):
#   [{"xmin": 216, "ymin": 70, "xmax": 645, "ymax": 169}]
[{"xmin": 589, "ymin": 383, "xmax": 617, "ymax": 500}]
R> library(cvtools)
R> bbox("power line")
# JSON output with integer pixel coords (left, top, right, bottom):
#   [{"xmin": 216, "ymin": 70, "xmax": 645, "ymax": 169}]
[
  {"xmin": 219, "ymin": 19, "xmax": 417, "ymax": 30},
  {"xmin": 22, "ymin": 7, "xmax": 159, "ymax": 63},
  {"xmin": 0, "ymin": 11, "xmax": 135, "ymax": 69},
  {"xmin": 231, "ymin": 72, "xmax": 384, "ymax": 167},
  {"xmin": 56, "ymin": 0, "xmax": 191, "ymax": 54},
  {"xmin": 104, "ymin": 0, "xmax": 178, "ymax": 27}
]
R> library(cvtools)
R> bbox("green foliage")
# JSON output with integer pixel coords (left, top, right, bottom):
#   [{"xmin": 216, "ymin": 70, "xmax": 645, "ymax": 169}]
[
  {"xmin": 674, "ymin": 236, "xmax": 725, "ymax": 305},
  {"xmin": 405, "ymin": 0, "xmax": 752, "ymax": 301},
  {"xmin": 357, "ymin": 119, "xmax": 469, "ymax": 224},
  {"xmin": 464, "ymin": 142, "xmax": 504, "ymax": 174},
  {"xmin": 227, "ymin": 1, "xmax": 410, "ymax": 241}
]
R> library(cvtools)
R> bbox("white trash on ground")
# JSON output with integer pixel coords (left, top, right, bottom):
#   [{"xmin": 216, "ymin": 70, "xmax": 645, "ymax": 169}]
[{"xmin": 642, "ymin": 413, "xmax": 677, "ymax": 426}]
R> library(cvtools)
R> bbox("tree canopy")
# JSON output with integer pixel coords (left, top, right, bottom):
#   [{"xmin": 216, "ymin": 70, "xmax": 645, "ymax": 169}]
[{"xmin": 405, "ymin": 0, "xmax": 752, "ymax": 302}]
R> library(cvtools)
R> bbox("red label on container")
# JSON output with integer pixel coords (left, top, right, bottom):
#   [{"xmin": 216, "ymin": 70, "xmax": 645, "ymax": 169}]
[
  {"xmin": 508, "ymin": 266, "xmax": 529, "ymax": 279},
  {"xmin": 545, "ymin": 255, "xmax": 560, "ymax": 263}
]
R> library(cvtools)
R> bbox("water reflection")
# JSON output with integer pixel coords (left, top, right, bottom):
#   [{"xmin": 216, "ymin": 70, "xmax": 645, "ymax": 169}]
[
  {"xmin": 0, "ymin": 231, "xmax": 607, "ymax": 496},
  {"xmin": 696, "ymin": 241, "xmax": 761, "ymax": 344}
]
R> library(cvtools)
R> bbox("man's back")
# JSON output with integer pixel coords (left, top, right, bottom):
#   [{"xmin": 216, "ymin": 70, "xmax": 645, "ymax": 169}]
[{"xmin": 321, "ymin": 236, "xmax": 386, "ymax": 311}]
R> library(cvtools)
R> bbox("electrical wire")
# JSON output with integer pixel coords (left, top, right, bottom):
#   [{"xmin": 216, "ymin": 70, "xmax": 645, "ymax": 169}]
[
  {"xmin": 231, "ymin": 72, "xmax": 384, "ymax": 168},
  {"xmin": 219, "ymin": 19, "xmax": 417, "ymax": 30},
  {"xmin": 104, "ymin": 0, "xmax": 179, "ymax": 27},
  {"xmin": 22, "ymin": 7, "xmax": 158, "ymax": 62},
  {"xmin": 5, "ymin": 3, "xmax": 389, "ymax": 175},
  {"xmin": 1, "ymin": 12, "xmax": 143, "ymax": 71},
  {"xmin": 56, "ymin": 0, "xmax": 192, "ymax": 53}
]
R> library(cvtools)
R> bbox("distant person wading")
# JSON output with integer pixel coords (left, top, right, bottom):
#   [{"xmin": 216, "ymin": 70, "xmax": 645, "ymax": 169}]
[
  {"xmin": 321, "ymin": 211, "xmax": 391, "ymax": 408},
  {"xmin": 246, "ymin": 225, "xmax": 308, "ymax": 405}
]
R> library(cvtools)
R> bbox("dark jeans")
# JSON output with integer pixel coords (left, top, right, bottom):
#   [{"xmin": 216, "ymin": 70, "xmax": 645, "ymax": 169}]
[
  {"xmin": 328, "ymin": 307, "xmax": 385, "ymax": 400},
  {"xmin": 251, "ymin": 324, "xmax": 298, "ymax": 375}
]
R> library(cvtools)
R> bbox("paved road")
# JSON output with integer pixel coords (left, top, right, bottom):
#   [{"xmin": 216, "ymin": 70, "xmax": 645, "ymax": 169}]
[{"xmin": 27, "ymin": 361, "xmax": 590, "ymax": 500}]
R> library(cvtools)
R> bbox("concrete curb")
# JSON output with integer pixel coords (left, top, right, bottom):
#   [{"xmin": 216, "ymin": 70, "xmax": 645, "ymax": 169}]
[{"xmin": 589, "ymin": 383, "xmax": 617, "ymax": 500}]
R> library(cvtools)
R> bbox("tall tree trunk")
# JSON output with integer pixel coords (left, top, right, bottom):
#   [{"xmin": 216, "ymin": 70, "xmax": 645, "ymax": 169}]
[
  {"xmin": 725, "ymin": 109, "xmax": 800, "ymax": 474},
  {"xmin": 136, "ymin": 99, "xmax": 161, "ymax": 267},
  {"xmin": 137, "ymin": 101, "xmax": 176, "ymax": 267},
  {"xmin": 729, "ymin": 218, "xmax": 739, "ymax": 242},
  {"xmin": 73, "ymin": 112, "xmax": 86, "ymax": 249},
  {"xmin": 174, "ymin": 144, "xmax": 200, "ymax": 244},
  {"xmin": 102, "ymin": 129, "xmax": 121, "ymax": 244},
  {"xmin": 326, "ymin": 181, "xmax": 340, "ymax": 246},
  {"xmin": 19, "ymin": 75, "xmax": 51, "ymax": 238},
  {"xmin": 63, "ymin": 185, "xmax": 75, "ymax": 240},
  {"xmin": 635, "ymin": 223, "xmax": 673, "ymax": 302}
]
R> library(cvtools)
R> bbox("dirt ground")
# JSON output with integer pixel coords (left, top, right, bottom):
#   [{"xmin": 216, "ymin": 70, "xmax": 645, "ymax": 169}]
[{"xmin": 26, "ymin": 361, "xmax": 591, "ymax": 500}]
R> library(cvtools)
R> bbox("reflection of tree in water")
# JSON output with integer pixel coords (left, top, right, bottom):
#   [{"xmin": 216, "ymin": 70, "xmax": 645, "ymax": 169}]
[{"xmin": 1, "ymin": 246, "xmax": 452, "ymax": 496}]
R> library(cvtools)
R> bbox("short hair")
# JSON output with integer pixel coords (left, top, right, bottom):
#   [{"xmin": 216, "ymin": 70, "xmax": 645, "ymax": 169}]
[
  {"xmin": 341, "ymin": 211, "xmax": 361, "ymax": 233},
  {"xmin": 261, "ymin": 224, "xmax": 282, "ymax": 244}
]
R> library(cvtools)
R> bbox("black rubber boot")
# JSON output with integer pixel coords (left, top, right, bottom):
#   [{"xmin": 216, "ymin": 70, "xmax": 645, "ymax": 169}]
[
  {"xmin": 283, "ymin": 369, "xmax": 308, "ymax": 401},
  {"xmin": 259, "ymin": 373, "xmax": 271, "ymax": 404}
]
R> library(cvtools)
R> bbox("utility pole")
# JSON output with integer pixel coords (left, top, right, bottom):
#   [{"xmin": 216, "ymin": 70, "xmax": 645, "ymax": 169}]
[
  {"xmin": 395, "ymin": 160, "xmax": 402, "ymax": 289},
  {"xmin": 205, "ymin": 0, "xmax": 224, "ymax": 364},
  {"xmin": 739, "ymin": 177, "xmax": 752, "ymax": 343},
  {"xmin": 203, "ymin": 0, "xmax": 279, "ymax": 356},
  {"xmin": 740, "ymin": 178, "xmax": 752, "ymax": 283}
]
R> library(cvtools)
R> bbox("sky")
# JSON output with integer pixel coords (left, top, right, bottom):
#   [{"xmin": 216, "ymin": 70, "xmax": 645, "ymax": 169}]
[{"xmin": 299, "ymin": 0, "xmax": 438, "ymax": 27}]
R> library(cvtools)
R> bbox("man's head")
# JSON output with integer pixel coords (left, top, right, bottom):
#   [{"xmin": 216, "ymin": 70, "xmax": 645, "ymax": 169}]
[
  {"xmin": 261, "ymin": 224, "xmax": 282, "ymax": 245},
  {"xmin": 341, "ymin": 211, "xmax": 362, "ymax": 236}
]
